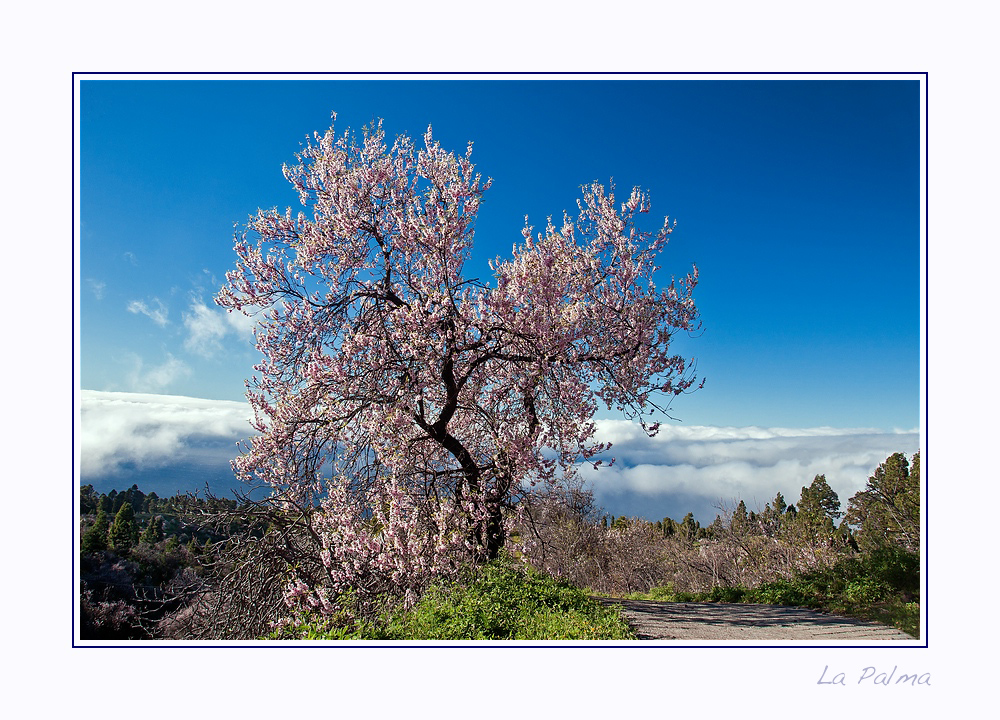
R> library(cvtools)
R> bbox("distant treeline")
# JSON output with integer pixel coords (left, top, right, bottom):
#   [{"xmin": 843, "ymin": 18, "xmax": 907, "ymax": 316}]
[
  {"xmin": 80, "ymin": 483, "xmax": 239, "ymax": 518},
  {"xmin": 603, "ymin": 450, "xmax": 920, "ymax": 556}
]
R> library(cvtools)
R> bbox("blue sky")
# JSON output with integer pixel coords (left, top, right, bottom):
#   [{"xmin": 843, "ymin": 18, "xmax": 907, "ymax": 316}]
[{"xmin": 78, "ymin": 77, "xmax": 922, "ymax": 520}]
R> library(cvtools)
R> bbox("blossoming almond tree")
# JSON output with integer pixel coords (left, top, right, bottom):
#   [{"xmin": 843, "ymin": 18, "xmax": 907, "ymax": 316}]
[{"xmin": 216, "ymin": 114, "xmax": 701, "ymax": 612}]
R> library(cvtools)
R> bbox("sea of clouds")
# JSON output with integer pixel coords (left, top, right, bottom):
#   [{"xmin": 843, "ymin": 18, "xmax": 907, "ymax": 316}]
[
  {"xmin": 581, "ymin": 419, "xmax": 919, "ymax": 523},
  {"xmin": 78, "ymin": 391, "xmax": 919, "ymax": 522},
  {"xmin": 79, "ymin": 390, "xmax": 254, "ymax": 496}
]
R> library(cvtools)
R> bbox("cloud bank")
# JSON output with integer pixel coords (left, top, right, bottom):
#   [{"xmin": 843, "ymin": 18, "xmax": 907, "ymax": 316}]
[
  {"xmin": 580, "ymin": 419, "xmax": 920, "ymax": 523},
  {"xmin": 79, "ymin": 390, "xmax": 253, "ymax": 479},
  {"xmin": 78, "ymin": 391, "xmax": 919, "ymax": 522}
]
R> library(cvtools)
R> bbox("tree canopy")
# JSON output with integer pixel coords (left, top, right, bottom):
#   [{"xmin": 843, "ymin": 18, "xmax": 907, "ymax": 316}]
[{"xmin": 846, "ymin": 451, "xmax": 920, "ymax": 553}]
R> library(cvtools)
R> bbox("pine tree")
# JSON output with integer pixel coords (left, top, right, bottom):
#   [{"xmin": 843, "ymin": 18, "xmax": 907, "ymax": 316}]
[
  {"xmin": 108, "ymin": 502, "xmax": 139, "ymax": 553},
  {"xmin": 793, "ymin": 474, "xmax": 841, "ymax": 542},
  {"xmin": 139, "ymin": 515, "xmax": 165, "ymax": 545},
  {"xmin": 143, "ymin": 491, "xmax": 160, "ymax": 513},
  {"xmin": 122, "ymin": 483, "xmax": 145, "ymax": 514},
  {"xmin": 680, "ymin": 512, "xmax": 699, "ymax": 539},
  {"xmin": 771, "ymin": 491, "xmax": 787, "ymax": 515},
  {"xmin": 760, "ymin": 491, "xmax": 787, "ymax": 536},
  {"xmin": 109, "ymin": 489, "xmax": 123, "ymax": 513},
  {"xmin": 845, "ymin": 452, "xmax": 919, "ymax": 553},
  {"xmin": 731, "ymin": 500, "xmax": 750, "ymax": 534},
  {"xmin": 82, "ymin": 508, "xmax": 110, "ymax": 554},
  {"xmin": 799, "ymin": 474, "xmax": 842, "ymax": 523},
  {"xmin": 80, "ymin": 485, "xmax": 98, "ymax": 515}
]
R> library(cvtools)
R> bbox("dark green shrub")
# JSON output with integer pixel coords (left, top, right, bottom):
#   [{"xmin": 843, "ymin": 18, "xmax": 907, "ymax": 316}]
[
  {"xmin": 704, "ymin": 586, "xmax": 746, "ymax": 603},
  {"xmin": 863, "ymin": 545, "xmax": 919, "ymax": 596}
]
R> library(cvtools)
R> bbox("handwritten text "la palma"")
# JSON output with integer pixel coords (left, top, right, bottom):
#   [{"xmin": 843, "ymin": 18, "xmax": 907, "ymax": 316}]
[{"xmin": 818, "ymin": 666, "xmax": 930, "ymax": 686}]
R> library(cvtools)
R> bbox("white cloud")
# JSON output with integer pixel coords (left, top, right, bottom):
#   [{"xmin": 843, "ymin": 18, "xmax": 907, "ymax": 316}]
[
  {"xmin": 127, "ymin": 297, "xmax": 169, "ymax": 326},
  {"xmin": 124, "ymin": 352, "xmax": 191, "ymax": 392},
  {"xmin": 183, "ymin": 299, "xmax": 229, "ymax": 357},
  {"xmin": 79, "ymin": 390, "xmax": 253, "ymax": 478},
  {"xmin": 580, "ymin": 419, "xmax": 920, "ymax": 519},
  {"xmin": 86, "ymin": 279, "xmax": 106, "ymax": 300},
  {"xmin": 182, "ymin": 297, "xmax": 261, "ymax": 358}
]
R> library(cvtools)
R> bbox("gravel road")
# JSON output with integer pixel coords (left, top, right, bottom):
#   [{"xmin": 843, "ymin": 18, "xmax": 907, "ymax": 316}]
[{"xmin": 597, "ymin": 598, "xmax": 915, "ymax": 641}]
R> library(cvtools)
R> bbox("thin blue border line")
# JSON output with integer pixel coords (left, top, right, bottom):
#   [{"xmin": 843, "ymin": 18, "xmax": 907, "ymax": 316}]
[
  {"xmin": 72, "ymin": 71, "xmax": 929, "ymax": 649},
  {"xmin": 71, "ymin": 71, "xmax": 924, "ymax": 77},
  {"xmin": 924, "ymin": 72, "xmax": 929, "ymax": 648},
  {"xmin": 72, "ymin": 73, "xmax": 78, "ymax": 647}
]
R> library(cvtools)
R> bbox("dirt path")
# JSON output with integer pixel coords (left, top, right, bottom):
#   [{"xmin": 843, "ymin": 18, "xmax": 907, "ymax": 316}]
[{"xmin": 598, "ymin": 598, "xmax": 915, "ymax": 641}]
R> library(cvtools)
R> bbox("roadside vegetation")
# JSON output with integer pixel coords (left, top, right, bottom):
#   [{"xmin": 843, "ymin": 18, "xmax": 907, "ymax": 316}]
[{"xmin": 624, "ymin": 545, "xmax": 919, "ymax": 638}]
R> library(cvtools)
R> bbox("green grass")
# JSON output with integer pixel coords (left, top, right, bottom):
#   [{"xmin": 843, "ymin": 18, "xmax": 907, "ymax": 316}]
[
  {"xmin": 624, "ymin": 547, "xmax": 921, "ymax": 639},
  {"xmin": 271, "ymin": 557, "xmax": 636, "ymax": 641}
]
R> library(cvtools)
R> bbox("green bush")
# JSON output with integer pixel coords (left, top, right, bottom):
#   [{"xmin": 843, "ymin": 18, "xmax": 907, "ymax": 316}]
[
  {"xmin": 863, "ymin": 545, "xmax": 920, "ymax": 596},
  {"xmin": 644, "ymin": 584, "xmax": 677, "ymax": 601},
  {"xmin": 704, "ymin": 586, "xmax": 746, "ymax": 603},
  {"xmin": 843, "ymin": 577, "xmax": 886, "ymax": 605},
  {"xmin": 272, "ymin": 558, "xmax": 636, "ymax": 641},
  {"xmin": 745, "ymin": 580, "xmax": 813, "ymax": 607},
  {"xmin": 791, "ymin": 546, "xmax": 919, "ymax": 606}
]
